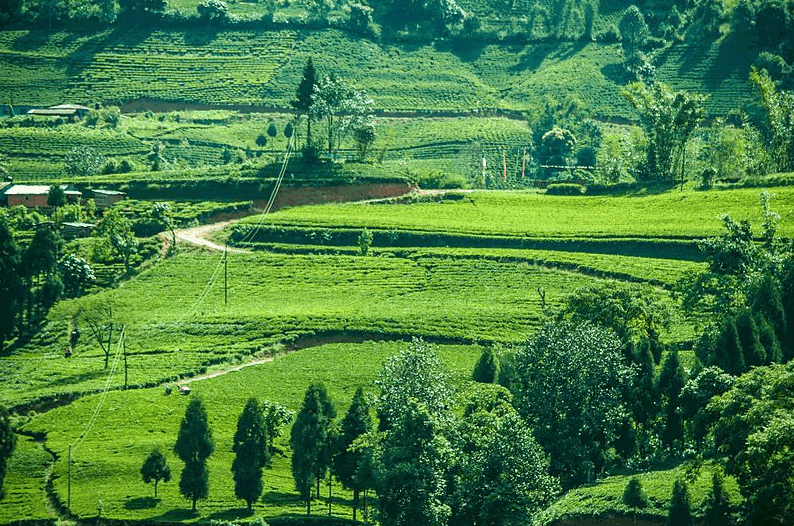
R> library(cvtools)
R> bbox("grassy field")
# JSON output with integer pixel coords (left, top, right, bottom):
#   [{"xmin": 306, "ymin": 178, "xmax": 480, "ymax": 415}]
[
  {"xmin": 10, "ymin": 341, "xmax": 481, "ymax": 523},
  {"xmin": 236, "ymin": 187, "xmax": 794, "ymax": 241}
]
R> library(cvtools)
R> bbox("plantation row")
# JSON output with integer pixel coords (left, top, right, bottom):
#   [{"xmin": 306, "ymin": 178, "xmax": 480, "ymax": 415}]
[
  {"xmin": 0, "ymin": 27, "xmax": 757, "ymax": 117},
  {"xmin": 236, "ymin": 188, "xmax": 794, "ymax": 243}
]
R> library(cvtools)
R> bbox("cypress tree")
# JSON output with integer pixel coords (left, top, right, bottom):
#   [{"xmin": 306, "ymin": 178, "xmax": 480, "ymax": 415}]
[
  {"xmin": 0, "ymin": 405, "xmax": 15, "ymax": 500},
  {"xmin": 232, "ymin": 398, "xmax": 268, "ymax": 511},
  {"xmin": 716, "ymin": 319, "xmax": 746, "ymax": 375},
  {"xmin": 702, "ymin": 470, "xmax": 732, "ymax": 526},
  {"xmin": 333, "ymin": 387, "xmax": 372, "ymax": 522},
  {"xmin": 631, "ymin": 344, "xmax": 657, "ymax": 455},
  {"xmin": 622, "ymin": 477, "xmax": 649, "ymax": 526},
  {"xmin": 657, "ymin": 351, "xmax": 686, "ymax": 453},
  {"xmin": 292, "ymin": 57, "xmax": 317, "ymax": 145},
  {"xmin": 736, "ymin": 309, "xmax": 766, "ymax": 367},
  {"xmin": 290, "ymin": 383, "xmax": 335, "ymax": 515},
  {"xmin": 174, "ymin": 398, "xmax": 214, "ymax": 511},
  {"xmin": 755, "ymin": 313, "xmax": 783, "ymax": 364},
  {"xmin": 667, "ymin": 479, "xmax": 693, "ymax": 526},
  {"xmin": 752, "ymin": 275, "xmax": 787, "ymax": 343},
  {"xmin": 472, "ymin": 346, "xmax": 499, "ymax": 383}
]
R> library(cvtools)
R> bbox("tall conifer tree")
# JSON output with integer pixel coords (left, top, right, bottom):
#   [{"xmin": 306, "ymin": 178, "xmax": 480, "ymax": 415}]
[
  {"xmin": 174, "ymin": 398, "xmax": 214, "ymax": 511},
  {"xmin": 232, "ymin": 398, "xmax": 268, "ymax": 511}
]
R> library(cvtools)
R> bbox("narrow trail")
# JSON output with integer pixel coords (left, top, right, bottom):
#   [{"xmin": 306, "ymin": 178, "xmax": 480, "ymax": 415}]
[{"xmin": 175, "ymin": 220, "xmax": 250, "ymax": 253}]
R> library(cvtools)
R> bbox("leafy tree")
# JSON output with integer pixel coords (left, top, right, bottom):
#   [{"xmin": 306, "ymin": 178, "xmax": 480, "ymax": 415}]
[
  {"xmin": 58, "ymin": 254, "xmax": 94, "ymax": 298},
  {"xmin": 292, "ymin": 58, "xmax": 317, "ymax": 146},
  {"xmin": 375, "ymin": 338, "xmax": 452, "ymax": 431},
  {"xmin": 619, "ymin": 5, "xmax": 649, "ymax": 51},
  {"xmin": 706, "ymin": 363, "xmax": 794, "ymax": 526},
  {"xmin": 358, "ymin": 228, "xmax": 373, "ymax": 256},
  {"xmin": 47, "ymin": 185, "xmax": 66, "ymax": 209},
  {"xmin": 375, "ymin": 398, "xmax": 452, "ymax": 526},
  {"xmin": 174, "ymin": 398, "xmax": 214, "ymax": 512},
  {"xmin": 197, "ymin": 0, "xmax": 228, "ymax": 23},
  {"xmin": 261, "ymin": 401, "xmax": 293, "ymax": 458},
  {"xmin": 622, "ymin": 82, "xmax": 706, "ymax": 182},
  {"xmin": 451, "ymin": 405, "xmax": 558, "ymax": 526},
  {"xmin": 512, "ymin": 321, "xmax": 634, "ymax": 487},
  {"xmin": 667, "ymin": 479, "xmax": 693, "ymax": 526},
  {"xmin": 118, "ymin": 0, "xmax": 167, "ymax": 13},
  {"xmin": 622, "ymin": 477, "xmax": 649, "ymax": 526},
  {"xmin": 150, "ymin": 202, "xmax": 176, "ymax": 253},
  {"xmin": 538, "ymin": 127, "xmax": 576, "ymax": 175},
  {"xmin": 256, "ymin": 134, "xmax": 268, "ymax": 148},
  {"xmin": 472, "ymin": 346, "xmax": 499, "ymax": 383},
  {"xmin": 679, "ymin": 367, "xmax": 734, "ymax": 451},
  {"xmin": 63, "ymin": 146, "xmax": 105, "ymax": 177},
  {"xmin": 353, "ymin": 122, "xmax": 376, "ymax": 160},
  {"xmin": 290, "ymin": 383, "xmax": 335, "ymax": 515},
  {"xmin": 749, "ymin": 66, "xmax": 794, "ymax": 172},
  {"xmin": 0, "ymin": 405, "xmax": 14, "ymax": 500},
  {"xmin": 0, "ymin": 221, "xmax": 22, "ymax": 354},
  {"xmin": 22, "ymin": 225, "xmax": 62, "ymax": 321},
  {"xmin": 702, "ymin": 470, "xmax": 733, "ymax": 526},
  {"xmin": 309, "ymin": 74, "xmax": 374, "ymax": 156},
  {"xmin": 140, "ymin": 448, "xmax": 171, "ymax": 498},
  {"xmin": 83, "ymin": 300, "xmax": 119, "ymax": 369},
  {"xmin": 232, "ymin": 398, "xmax": 268, "ymax": 511},
  {"xmin": 94, "ymin": 208, "xmax": 137, "ymax": 275},
  {"xmin": 333, "ymin": 387, "xmax": 372, "ymax": 522}
]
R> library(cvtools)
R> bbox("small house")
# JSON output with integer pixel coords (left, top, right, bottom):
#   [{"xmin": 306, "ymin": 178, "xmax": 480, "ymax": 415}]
[
  {"xmin": 61, "ymin": 221, "xmax": 96, "ymax": 239},
  {"xmin": 92, "ymin": 189, "xmax": 126, "ymax": 210},
  {"xmin": 4, "ymin": 185, "xmax": 82, "ymax": 208},
  {"xmin": 26, "ymin": 104, "xmax": 91, "ymax": 119}
]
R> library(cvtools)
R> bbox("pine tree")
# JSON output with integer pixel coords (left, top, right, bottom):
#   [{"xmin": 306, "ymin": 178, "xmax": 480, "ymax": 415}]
[
  {"xmin": 736, "ymin": 309, "xmax": 766, "ymax": 367},
  {"xmin": 140, "ymin": 448, "xmax": 171, "ymax": 498},
  {"xmin": 658, "ymin": 351, "xmax": 687, "ymax": 453},
  {"xmin": 292, "ymin": 57, "xmax": 317, "ymax": 145},
  {"xmin": 333, "ymin": 387, "xmax": 372, "ymax": 522},
  {"xmin": 716, "ymin": 319, "xmax": 746, "ymax": 375},
  {"xmin": 0, "ymin": 221, "xmax": 22, "ymax": 354},
  {"xmin": 0, "ymin": 405, "xmax": 15, "ymax": 500},
  {"xmin": 174, "ymin": 398, "xmax": 214, "ymax": 511},
  {"xmin": 755, "ymin": 313, "xmax": 783, "ymax": 364},
  {"xmin": 472, "ymin": 346, "xmax": 499, "ymax": 383},
  {"xmin": 232, "ymin": 398, "xmax": 268, "ymax": 511},
  {"xmin": 622, "ymin": 477, "xmax": 649, "ymax": 526},
  {"xmin": 752, "ymin": 275, "xmax": 787, "ymax": 344},
  {"xmin": 290, "ymin": 383, "xmax": 335, "ymax": 515},
  {"xmin": 667, "ymin": 479, "xmax": 693, "ymax": 526},
  {"xmin": 702, "ymin": 471, "xmax": 732, "ymax": 526}
]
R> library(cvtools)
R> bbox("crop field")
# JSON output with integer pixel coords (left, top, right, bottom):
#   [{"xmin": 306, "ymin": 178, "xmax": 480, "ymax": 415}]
[
  {"xmin": 236, "ymin": 187, "xmax": 794, "ymax": 242},
  {"xmin": 0, "ymin": 25, "xmax": 758, "ymax": 118},
  {"xmin": 2, "ymin": 341, "xmax": 479, "ymax": 522}
]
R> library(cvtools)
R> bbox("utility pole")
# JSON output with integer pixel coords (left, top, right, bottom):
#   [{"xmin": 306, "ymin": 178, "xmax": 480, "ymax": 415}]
[
  {"xmin": 123, "ymin": 330, "xmax": 128, "ymax": 390},
  {"xmin": 224, "ymin": 243, "xmax": 228, "ymax": 305},
  {"xmin": 67, "ymin": 444, "xmax": 71, "ymax": 516}
]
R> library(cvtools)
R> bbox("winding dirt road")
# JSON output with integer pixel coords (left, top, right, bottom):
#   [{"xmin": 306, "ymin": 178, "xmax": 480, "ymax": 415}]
[{"xmin": 175, "ymin": 220, "xmax": 250, "ymax": 253}]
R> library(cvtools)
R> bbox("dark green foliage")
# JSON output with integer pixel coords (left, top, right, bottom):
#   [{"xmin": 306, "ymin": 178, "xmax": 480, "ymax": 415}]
[
  {"xmin": 140, "ymin": 448, "xmax": 171, "ymax": 498},
  {"xmin": 375, "ymin": 398, "xmax": 452, "ymax": 526},
  {"xmin": 755, "ymin": 313, "xmax": 783, "ymax": 364},
  {"xmin": 707, "ymin": 364, "xmax": 794, "ymax": 526},
  {"xmin": 619, "ymin": 6, "xmax": 649, "ymax": 50},
  {"xmin": 290, "ymin": 383, "xmax": 335, "ymax": 515},
  {"xmin": 714, "ymin": 318, "xmax": 747, "ymax": 375},
  {"xmin": 174, "ymin": 398, "xmax": 214, "ymax": 511},
  {"xmin": 256, "ymin": 134, "xmax": 268, "ymax": 148},
  {"xmin": 702, "ymin": 470, "xmax": 733, "ymax": 526},
  {"xmin": 63, "ymin": 146, "xmax": 105, "ymax": 177},
  {"xmin": 197, "ymin": 0, "xmax": 228, "ymax": 24},
  {"xmin": 622, "ymin": 477, "xmax": 649, "ymax": 524},
  {"xmin": 752, "ymin": 275, "xmax": 787, "ymax": 347},
  {"xmin": 58, "ymin": 255, "xmax": 94, "ymax": 298},
  {"xmin": 657, "ymin": 351, "xmax": 687, "ymax": 452},
  {"xmin": 267, "ymin": 123, "xmax": 278, "ymax": 137},
  {"xmin": 631, "ymin": 343, "xmax": 657, "ymax": 434},
  {"xmin": 232, "ymin": 398, "xmax": 268, "ymax": 511},
  {"xmin": 545, "ymin": 183, "xmax": 584, "ymax": 195},
  {"xmin": 512, "ymin": 320, "xmax": 634, "ymax": 487},
  {"xmin": 667, "ymin": 479, "xmax": 693, "ymax": 526},
  {"xmin": 46, "ymin": 185, "xmax": 66, "ymax": 208},
  {"xmin": 0, "ymin": 221, "xmax": 21, "ymax": 354},
  {"xmin": 0, "ymin": 405, "xmax": 14, "ymax": 500},
  {"xmin": 736, "ymin": 309, "xmax": 766, "ymax": 367},
  {"xmin": 472, "ymin": 347, "xmax": 499, "ymax": 383},
  {"xmin": 293, "ymin": 58, "xmax": 317, "ymax": 145},
  {"xmin": 679, "ymin": 366, "xmax": 734, "ymax": 450},
  {"xmin": 333, "ymin": 387, "xmax": 372, "ymax": 522}
]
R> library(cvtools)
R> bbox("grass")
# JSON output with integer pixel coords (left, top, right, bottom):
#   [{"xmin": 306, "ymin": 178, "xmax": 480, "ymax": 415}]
[
  {"xmin": 236, "ymin": 187, "xmax": 794, "ymax": 242},
  {"xmin": 14, "ymin": 340, "xmax": 481, "ymax": 523},
  {"xmin": 0, "ymin": 434, "xmax": 56, "ymax": 521}
]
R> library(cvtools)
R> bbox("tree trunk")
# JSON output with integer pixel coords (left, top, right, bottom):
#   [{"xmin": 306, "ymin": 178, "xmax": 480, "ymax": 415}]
[
  {"xmin": 327, "ymin": 115, "xmax": 333, "ymax": 154},
  {"xmin": 192, "ymin": 496, "xmax": 197, "ymax": 512},
  {"xmin": 307, "ymin": 496, "xmax": 311, "ymax": 516},
  {"xmin": 328, "ymin": 477, "xmax": 332, "ymax": 516},
  {"xmin": 353, "ymin": 488, "xmax": 359, "ymax": 522},
  {"xmin": 154, "ymin": 479, "xmax": 158, "ymax": 498},
  {"xmin": 307, "ymin": 117, "xmax": 312, "ymax": 146}
]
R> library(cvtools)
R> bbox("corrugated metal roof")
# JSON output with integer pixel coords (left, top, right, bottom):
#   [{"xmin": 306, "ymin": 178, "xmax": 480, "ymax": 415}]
[{"xmin": 5, "ymin": 185, "xmax": 81, "ymax": 195}]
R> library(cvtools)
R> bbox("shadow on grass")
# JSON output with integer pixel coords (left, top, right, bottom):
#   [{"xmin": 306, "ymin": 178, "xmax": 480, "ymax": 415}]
[
  {"xmin": 150, "ymin": 508, "xmax": 199, "ymax": 521},
  {"xmin": 208, "ymin": 508, "xmax": 254, "ymax": 522},
  {"xmin": 124, "ymin": 496, "xmax": 160, "ymax": 510},
  {"xmin": 262, "ymin": 491, "xmax": 302, "ymax": 505}
]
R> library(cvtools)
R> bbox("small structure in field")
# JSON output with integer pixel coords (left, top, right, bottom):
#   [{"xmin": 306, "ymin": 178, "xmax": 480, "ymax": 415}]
[
  {"xmin": 61, "ymin": 221, "xmax": 96, "ymax": 239},
  {"xmin": 26, "ymin": 104, "xmax": 91, "ymax": 119},
  {"xmin": 3, "ymin": 185, "xmax": 81, "ymax": 208},
  {"xmin": 93, "ymin": 189, "xmax": 126, "ymax": 210},
  {"xmin": 179, "ymin": 386, "xmax": 191, "ymax": 395}
]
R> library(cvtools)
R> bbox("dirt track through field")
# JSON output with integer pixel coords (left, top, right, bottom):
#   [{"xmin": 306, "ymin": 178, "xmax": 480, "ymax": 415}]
[{"xmin": 175, "ymin": 220, "xmax": 250, "ymax": 253}]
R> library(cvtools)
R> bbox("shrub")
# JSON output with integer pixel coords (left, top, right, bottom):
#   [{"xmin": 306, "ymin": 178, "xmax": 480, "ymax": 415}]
[
  {"xmin": 546, "ymin": 183, "xmax": 584, "ymax": 195},
  {"xmin": 267, "ymin": 123, "xmax": 278, "ymax": 137}
]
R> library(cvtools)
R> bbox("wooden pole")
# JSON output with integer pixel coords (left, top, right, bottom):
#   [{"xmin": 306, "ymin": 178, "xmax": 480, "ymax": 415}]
[
  {"xmin": 224, "ymin": 243, "xmax": 228, "ymax": 306},
  {"xmin": 123, "ymin": 332, "xmax": 128, "ymax": 390},
  {"xmin": 67, "ymin": 444, "xmax": 71, "ymax": 516},
  {"xmin": 521, "ymin": 147, "xmax": 527, "ymax": 180}
]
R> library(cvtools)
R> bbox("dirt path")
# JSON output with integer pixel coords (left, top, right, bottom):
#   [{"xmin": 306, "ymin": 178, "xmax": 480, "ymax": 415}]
[{"xmin": 175, "ymin": 220, "xmax": 250, "ymax": 253}]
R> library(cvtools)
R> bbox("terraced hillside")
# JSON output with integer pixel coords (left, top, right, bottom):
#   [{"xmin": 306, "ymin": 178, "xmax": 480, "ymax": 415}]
[{"xmin": 0, "ymin": 25, "xmax": 756, "ymax": 119}]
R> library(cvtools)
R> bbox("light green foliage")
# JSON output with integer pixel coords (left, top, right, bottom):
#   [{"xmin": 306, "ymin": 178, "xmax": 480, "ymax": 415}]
[
  {"xmin": 375, "ymin": 339, "xmax": 452, "ymax": 431},
  {"xmin": 58, "ymin": 254, "xmax": 95, "ymax": 298},
  {"xmin": 63, "ymin": 146, "xmax": 106, "ymax": 177},
  {"xmin": 622, "ymin": 82, "xmax": 707, "ymax": 182},
  {"xmin": 512, "ymin": 320, "xmax": 634, "ymax": 487},
  {"xmin": 749, "ymin": 66, "xmax": 794, "ymax": 172},
  {"xmin": 622, "ymin": 477, "xmax": 649, "ymax": 523},
  {"xmin": 357, "ymin": 228, "xmax": 372, "ymax": 255},
  {"xmin": 94, "ymin": 208, "xmax": 137, "ymax": 275},
  {"xmin": 309, "ymin": 74, "xmax": 374, "ymax": 155}
]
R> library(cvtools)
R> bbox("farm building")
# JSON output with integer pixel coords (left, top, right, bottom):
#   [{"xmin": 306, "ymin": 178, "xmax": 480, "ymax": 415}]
[
  {"xmin": 26, "ymin": 104, "xmax": 91, "ymax": 119},
  {"xmin": 92, "ymin": 189, "xmax": 126, "ymax": 209},
  {"xmin": 61, "ymin": 221, "xmax": 96, "ymax": 239},
  {"xmin": 3, "ymin": 185, "xmax": 81, "ymax": 208}
]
